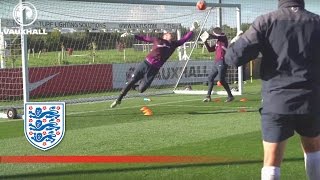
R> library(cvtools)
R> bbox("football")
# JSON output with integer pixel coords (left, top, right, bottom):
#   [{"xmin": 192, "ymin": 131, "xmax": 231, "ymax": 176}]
[{"xmin": 196, "ymin": 0, "xmax": 207, "ymax": 10}]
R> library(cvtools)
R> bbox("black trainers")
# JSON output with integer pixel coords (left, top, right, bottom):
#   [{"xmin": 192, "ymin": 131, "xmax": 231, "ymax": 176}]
[
  {"xmin": 202, "ymin": 96, "xmax": 211, "ymax": 102},
  {"xmin": 110, "ymin": 100, "xmax": 121, "ymax": 108},
  {"xmin": 225, "ymin": 96, "xmax": 234, "ymax": 102}
]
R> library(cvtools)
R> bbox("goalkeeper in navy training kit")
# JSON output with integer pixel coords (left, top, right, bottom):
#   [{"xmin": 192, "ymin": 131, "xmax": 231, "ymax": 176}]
[
  {"xmin": 110, "ymin": 22, "xmax": 199, "ymax": 108},
  {"xmin": 225, "ymin": 0, "xmax": 320, "ymax": 179},
  {"xmin": 201, "ymin": 27, "xmax": 234, "ymax": 103}
]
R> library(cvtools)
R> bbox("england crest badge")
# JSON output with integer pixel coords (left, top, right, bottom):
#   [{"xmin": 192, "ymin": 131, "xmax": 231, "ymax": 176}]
[{"xmin": 24, "ymin": 102, "xmax": 65, "ymax": 151}]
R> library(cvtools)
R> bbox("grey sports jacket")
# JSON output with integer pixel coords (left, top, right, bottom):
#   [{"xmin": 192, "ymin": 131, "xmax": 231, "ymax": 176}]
[{"xmin": 225, "ymin": 0, "xmax": 320, "ymax": 114}]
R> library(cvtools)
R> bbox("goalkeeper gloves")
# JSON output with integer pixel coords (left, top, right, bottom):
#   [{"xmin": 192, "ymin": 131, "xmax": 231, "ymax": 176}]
[
  {"xmin": 120, "ymin": 32, "xmax": 134, "ymax": 38},
  {"xmin": 190, "ymin": 21, "xmax": 200, "ymax": 31},
  {"xmin": 200, "ymin": 31, "xmax": 209, "ymax": 42}
]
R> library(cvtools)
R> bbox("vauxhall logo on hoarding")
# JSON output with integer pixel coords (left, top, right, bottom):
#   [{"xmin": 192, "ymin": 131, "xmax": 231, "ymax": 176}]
[{"xmin": 1, "ymin": 2, "xmax": 47, "ymax": 35}]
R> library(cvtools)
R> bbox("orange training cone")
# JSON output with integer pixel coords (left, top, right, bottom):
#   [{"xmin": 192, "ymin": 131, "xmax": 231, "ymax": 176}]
[
  {"xmin": 240, "ymin": 98, "xmax": 248, "ymax": 102},
  {"xmin": 213, "ymin": 98, "xmax": 221, "ymax": 102},
  {"xmin": 140, "ymin": 106, "xmax": 149, "ymax": 111},
  {"xmin": 143, "ymin": 109, "xmax": 152, "ymax": 114},
  {"xmin": 144, "ymin": 110, "xmax": 153, "ymax": 116}
]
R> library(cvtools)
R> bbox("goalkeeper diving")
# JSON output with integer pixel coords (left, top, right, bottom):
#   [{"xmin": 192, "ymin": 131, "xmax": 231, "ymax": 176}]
[{"xmin": 110, "ymin": 21, "xmax": 200, "ymax": 108}]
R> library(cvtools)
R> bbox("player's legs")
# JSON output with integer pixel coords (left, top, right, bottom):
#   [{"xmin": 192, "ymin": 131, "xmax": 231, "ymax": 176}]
[
  {"xmin": 216, "ymin": 61, "xmax": 234, "ymax": 102},
  {"xmin": 262, "ymin": 141, "xmax": 287, "ymax": 169},
  {"xmin": 295, "ymin": 115, "xmax": 320, "ymax": 180},
  {"xmin": 262, "ymin": 140, "xmax": 287, "ymax": 180},
  {"xmin": 204, "ymin": 65, "xmax": 218, "ymax": 102},
  {"xmin": 137, "ymin": 66, "xmax": 159, "ymax": 93},
  {"xmin": 110, "ymin": 61, "xmax": 146, "ymax": 108},
  {"xmin": 119, "ymin": 77, "xmax": 141, "ymax": 99},
  {"xmin": 260, "ymin": 112, "xmax": 296, "ymax": 180},
  {"xmin": 300, "ymin": 136, "xmax": 320, "ymax": 180},
  {"xmin": 118, "ymin": 69, "xmax": 144, "ymax": 101},
  {"xmin": 301, "ymin": 136, "xmax": 320, "ymax": 153}
]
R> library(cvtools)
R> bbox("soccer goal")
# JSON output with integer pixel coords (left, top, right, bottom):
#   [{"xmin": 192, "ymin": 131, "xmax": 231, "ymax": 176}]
[
  {"xmin": 171, "ymin": 2, "xmax": 243, "ymax": 96},
  {"xmin": 0, "ymin": 0, "xmax": 242, "ymax": 118}
]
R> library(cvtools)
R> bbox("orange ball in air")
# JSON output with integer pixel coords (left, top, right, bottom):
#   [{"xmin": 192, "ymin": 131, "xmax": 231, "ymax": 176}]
[{"xmin": 196, "ymin": 0, "xmax": 207, "ymax": 10}]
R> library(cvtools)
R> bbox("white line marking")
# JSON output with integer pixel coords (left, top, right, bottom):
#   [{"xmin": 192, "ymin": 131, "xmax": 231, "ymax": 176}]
[
  {"xmin": 159, "ymin": 104, "xmax": 257, "ymax": 109},
  {"xmin": 0, "ymin": 119, "xmax": 22, "ymax": 123},
  {"xmin": 2, "ymin": 95, "xmax": 253, "ymax": 123},
  {"xmin": 68, "ymin": 98, "xmax": 209, "ymax": 115},
  {"xmin": 0, "ymin": 98, "xmax": 203, "ymax": 122}
]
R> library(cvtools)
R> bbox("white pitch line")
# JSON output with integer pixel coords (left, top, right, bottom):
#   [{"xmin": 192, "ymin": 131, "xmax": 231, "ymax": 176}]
[
  {"xmin": 68, "ymin": 97, "xmax": 214, "ymax": 115},
  {"xmin": 0, "ymin": 119, "xmax": 22, "ymax": 123},
  {"xmin": 159, "ymin": 104, "xmax": 258, "ymax": 109},
  {"xmin": 0, "ymin": 97, "xmax": 213, "ymax": 123},
  {"xmin": 2, "ymin": 95, "xmax": 254, "ymax": 123}
]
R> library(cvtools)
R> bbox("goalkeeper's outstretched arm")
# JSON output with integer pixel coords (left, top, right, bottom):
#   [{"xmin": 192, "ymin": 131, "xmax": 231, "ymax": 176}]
[
  {"xmin": 203, "ymin": 41, "xmax": 216, "ymax": 52},
  {"xmin": 120, "ymin": 32, "xmax": 156, "ymax": 43},
  {"xmin": 176, "ymin": 31, "xmax": 194, "ymax": 46},
  {"xmin": 176, "ymin": 21, "xmax": 199, "ymax": 46}
]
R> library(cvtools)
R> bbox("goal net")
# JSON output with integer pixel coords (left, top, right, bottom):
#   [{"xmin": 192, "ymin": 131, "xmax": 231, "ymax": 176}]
[{"xmin": 0, "ymin": 0, "xmax": 242, "ymax": 114}]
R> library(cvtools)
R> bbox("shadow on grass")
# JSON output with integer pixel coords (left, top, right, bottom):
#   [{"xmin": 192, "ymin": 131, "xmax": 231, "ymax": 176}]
[
  {"xmin": 68, "ymin": 109, "xmax": 258, "ymax": 118},
  {"xmin": 68, "ymin": 112, "xmax": 143, "ymax": 118},
  {"xmin": 188, "ymin": 109, "xmax": 258, "ymax": 115},
  {"xmin": 1, "ymin": 157, "xmax": 303, "ymax": 179}
]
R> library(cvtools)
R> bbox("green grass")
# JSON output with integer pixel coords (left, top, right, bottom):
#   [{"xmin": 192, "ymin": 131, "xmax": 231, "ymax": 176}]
[{"xmin": 0, "ymin": 81, "xmax": 308, "ymax": 179}]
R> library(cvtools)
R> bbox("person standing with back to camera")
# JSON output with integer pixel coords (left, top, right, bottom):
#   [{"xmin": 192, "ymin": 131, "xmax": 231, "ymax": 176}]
[{"xmin": 225, "ymin": 0, "xmax": 320, "ymax": 179}]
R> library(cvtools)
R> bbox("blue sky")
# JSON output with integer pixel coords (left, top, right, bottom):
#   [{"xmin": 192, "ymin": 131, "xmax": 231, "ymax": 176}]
[
  {"xmin": 229, "ymin": 0, "xmax": 320, "ymax": 22},
  {"xmin": 0, "ymin": 0, "xmax": 319, "ymax": 28}
]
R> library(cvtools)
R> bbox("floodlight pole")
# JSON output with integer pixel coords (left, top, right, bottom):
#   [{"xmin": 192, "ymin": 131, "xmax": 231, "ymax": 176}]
[{"xmin": 20, "ymin": 0, "xmax": 30, "ymax": 103}]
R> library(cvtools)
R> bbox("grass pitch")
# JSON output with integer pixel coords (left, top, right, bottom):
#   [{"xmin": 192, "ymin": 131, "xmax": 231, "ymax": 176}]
[{"xmin": 0, "ymin": 81, "xmax": 307, "ymax": 179}]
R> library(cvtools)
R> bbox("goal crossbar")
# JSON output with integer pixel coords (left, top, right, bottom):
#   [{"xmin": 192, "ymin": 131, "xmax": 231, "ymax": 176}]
[{"xmin": 66, "ymin": 0, "xmax": 241, "ymax": 9}]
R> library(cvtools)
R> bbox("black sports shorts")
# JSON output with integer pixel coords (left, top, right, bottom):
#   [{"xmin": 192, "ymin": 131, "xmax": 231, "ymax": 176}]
[
  {"xmin": 208, "ymin": 60, "xmax": 227, "ymax": 82},
  {"xmin": 260, "ymin": 108, "xmax": 320, "ymax": 143},
  {"xmin": 131, "ymin": 60, "xmax": 159, "ymax": 91}
]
